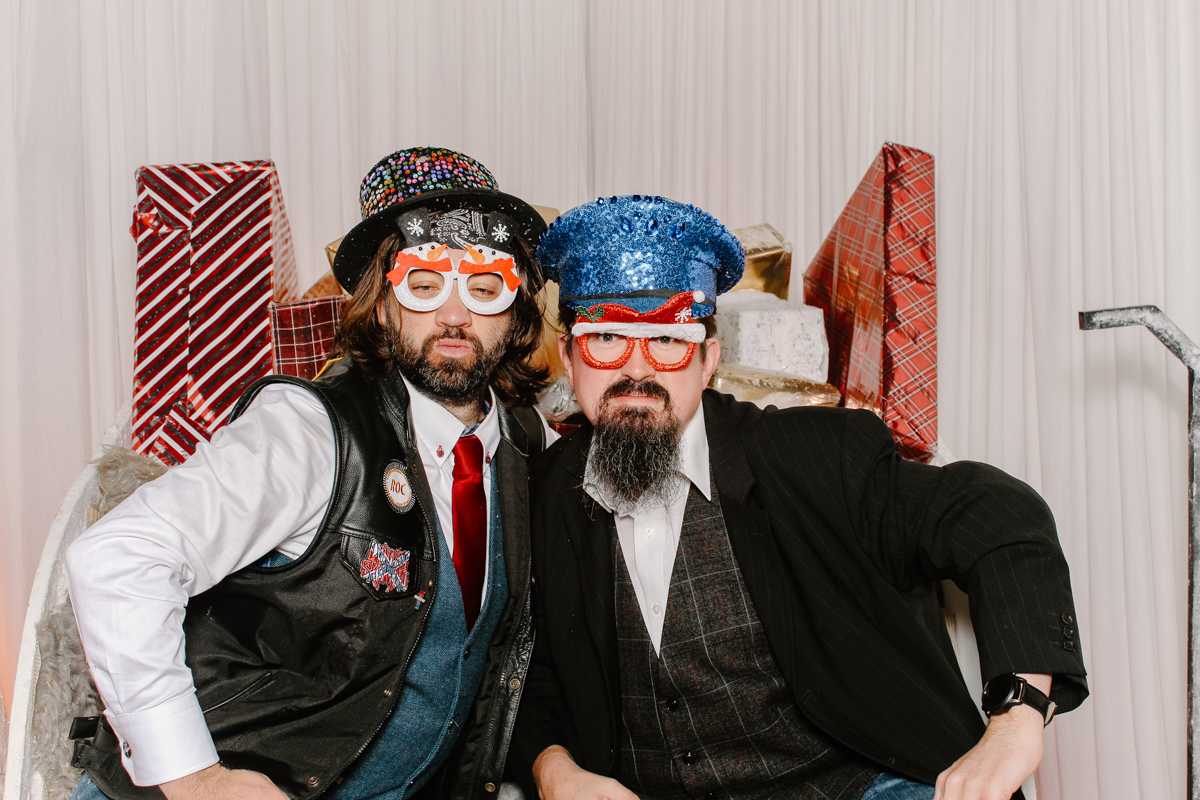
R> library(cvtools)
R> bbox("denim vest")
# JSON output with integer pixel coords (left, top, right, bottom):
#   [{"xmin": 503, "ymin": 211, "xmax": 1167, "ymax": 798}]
[{"xmin": 329, "ymin": 472, "xmax": 508, "ymax": 800}]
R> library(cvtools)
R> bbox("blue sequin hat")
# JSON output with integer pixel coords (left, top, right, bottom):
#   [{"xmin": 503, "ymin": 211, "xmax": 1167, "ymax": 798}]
[
  {"xmin": 538, "ymin": 195, "xmax": 744, "ymax": 325},
  {"xmin": 333, "ymin": 146, "xmax": 547, "ymax": 293}
]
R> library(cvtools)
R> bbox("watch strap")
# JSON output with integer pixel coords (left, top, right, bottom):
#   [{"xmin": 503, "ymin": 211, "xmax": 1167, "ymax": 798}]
[{"xmin": 983, "ymin": 674, "xmax": 1057, "ymax": 726}]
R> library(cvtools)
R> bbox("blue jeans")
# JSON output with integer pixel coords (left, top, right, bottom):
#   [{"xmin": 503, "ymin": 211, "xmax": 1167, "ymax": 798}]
[
  {"xmin": 71, "ymin": 774, "xmax": 110, "ymax": 800},
  {"xmin": 861, "ymin": 773, "xmax": 936, "ymax": 800},
  {"xmin": 73, "ymin": 769, "xmax": 934, "ymax": 800}
]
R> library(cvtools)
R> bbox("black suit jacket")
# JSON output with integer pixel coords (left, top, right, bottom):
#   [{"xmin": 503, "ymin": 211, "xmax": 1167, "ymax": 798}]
[{"xmin": 510, "ymin": 391, "xmax": 1088, "ymax": 790}]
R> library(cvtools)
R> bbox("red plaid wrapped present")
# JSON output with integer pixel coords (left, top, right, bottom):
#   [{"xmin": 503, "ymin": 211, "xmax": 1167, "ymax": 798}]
[
  {"xmin": 803, "ymin": 143, "xmax": 937, "ymax": 462},
  {"xmin": 271, "ymin": 295, "xmax": 347, "ymax": 379},
  {"xmin": 132, "ymin": 160, "xmax": 298, "ymax": 465}
]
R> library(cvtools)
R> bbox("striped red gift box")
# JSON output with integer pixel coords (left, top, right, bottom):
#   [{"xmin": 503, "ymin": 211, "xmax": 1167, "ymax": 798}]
[
  {"xmin": 131, "ymin": 160, "xmax": 298, "ymax": 466},
  {"xmin": 803, "ymin": 143, "xmax": 937, "ymax": 463}
]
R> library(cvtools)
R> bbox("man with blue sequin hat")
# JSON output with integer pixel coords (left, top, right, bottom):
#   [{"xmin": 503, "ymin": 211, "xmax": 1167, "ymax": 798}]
[
  {"xmin": 66, "ymin": 146, "xmax": 556, "ymax": 800},
  {"xmin": 511, "ymin": 195, "xmax": 1087, "ymax": 800}
]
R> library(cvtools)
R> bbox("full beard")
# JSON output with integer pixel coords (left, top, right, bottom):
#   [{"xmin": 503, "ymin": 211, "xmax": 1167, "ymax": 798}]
[
  {"xmin": 392, "ymin": 326, "xmax": 508, "ymax": 406},
  {"xmin": 588, "ymin": 378, "xmax": 684, "ymax": 510}
]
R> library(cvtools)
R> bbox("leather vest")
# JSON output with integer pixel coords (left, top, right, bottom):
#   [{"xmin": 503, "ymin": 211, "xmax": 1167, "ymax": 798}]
[{"xmin": 180, "ymin": 360, "xmax": 539, "ymax": 800}]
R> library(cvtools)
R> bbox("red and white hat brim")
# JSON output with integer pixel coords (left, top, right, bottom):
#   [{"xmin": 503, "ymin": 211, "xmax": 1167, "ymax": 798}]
[{"xmin": 570, "ymin": 321, "xmax": 708, "ymax": 343}]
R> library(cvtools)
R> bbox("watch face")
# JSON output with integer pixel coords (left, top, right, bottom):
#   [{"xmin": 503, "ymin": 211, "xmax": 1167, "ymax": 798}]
[{"xmin": 982, "ymin": 674, "xmax": 1019, "ymax": 711}]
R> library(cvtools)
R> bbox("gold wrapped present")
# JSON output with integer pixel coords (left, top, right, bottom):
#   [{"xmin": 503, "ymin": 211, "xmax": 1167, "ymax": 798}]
[
  {"xmin": 302, "ymin": 270, "xmax": 346, "ymax": 300},
  {"xmin": 325, "ymin": 236, "xmax": 344, "ymax": 269},
  {"xmin": 535, "ymin": 280, "xmax": 568, "ymax": 379},
  {"xmin": 730, "ymin": 223, "xmax": 792, "ymax": 300},
  {"xmin": 531, "ymin": 205, "xmax": 560, "ymax": 226},
  {"xmin": 708, "ymin": 363, "xmax": 840, "ymax": 409}
]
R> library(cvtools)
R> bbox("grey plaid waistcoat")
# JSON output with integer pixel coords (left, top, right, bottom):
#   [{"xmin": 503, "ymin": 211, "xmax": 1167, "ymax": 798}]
[{"xmin": 614, "ymin": 480, "xmax": 880, "ymax": 800}]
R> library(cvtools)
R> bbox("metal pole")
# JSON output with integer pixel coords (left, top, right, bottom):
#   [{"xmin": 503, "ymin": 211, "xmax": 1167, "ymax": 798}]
[{"xmin": 1080, "ymin": 305, "xmax": 1200, "ymax": 800}]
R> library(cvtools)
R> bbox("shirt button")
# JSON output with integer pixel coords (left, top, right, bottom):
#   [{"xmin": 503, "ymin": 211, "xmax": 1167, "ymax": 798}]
[
  {"xmin": 645, "ymin": 527, "xmax": 654, "ymax": 538},
  {"xmin": 681, "ymin": 751, "xmax": 696, "ymax": 766},
  {"xmin": 651, "ymin": 603, "xmax": 662, "ymax": 615}
]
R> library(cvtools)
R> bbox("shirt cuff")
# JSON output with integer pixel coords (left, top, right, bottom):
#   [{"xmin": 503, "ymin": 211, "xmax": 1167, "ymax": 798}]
[{"xmin": 106, "ymin": 692, "xmax": 219, "ymax": 787}]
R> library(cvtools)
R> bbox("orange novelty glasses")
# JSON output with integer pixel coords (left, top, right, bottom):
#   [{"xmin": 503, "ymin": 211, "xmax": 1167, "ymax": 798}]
[{"xmin": 576, "ymin": 332, "xmax": 697, "ymax": 371}]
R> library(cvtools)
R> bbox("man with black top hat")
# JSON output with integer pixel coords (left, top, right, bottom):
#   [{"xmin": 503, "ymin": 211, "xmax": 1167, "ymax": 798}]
[
  {"xmin": 66, "ymin": 147, "xmax": 555, "ymax": 800},
  {"xmin": 510, "ymin": 195, "xmax": 1088, "ymax": 800}
]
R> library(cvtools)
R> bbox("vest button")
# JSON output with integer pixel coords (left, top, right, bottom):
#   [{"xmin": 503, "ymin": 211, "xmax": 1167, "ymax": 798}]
[
  {"xmin": 509, "ymin": 678, "xmax": 521, "ymax": 691},
  {"xmin": 681, "ymin": 751, "xmax": 695, "ymax": 766},
  {"xmin": 665, "ymin": 698, "xmax": 679, "ymax": 711},
  {"xmin": 383, "ymin": 688, "xmax": 393, "ymax": 697},
  {"xmin": 308, "ymin": 777, "xmax": 320, "ymax": 787},
  {"xmin": 464, "ymin": 646, "xmax": 471, "ymax": 660},
  {"xmin": 485, "ymin": 783, "xmax": 497, "ymax": 793}
]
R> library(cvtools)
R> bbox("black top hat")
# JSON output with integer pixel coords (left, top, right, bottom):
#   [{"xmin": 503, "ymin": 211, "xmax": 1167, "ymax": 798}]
[{"xmin": 333, "ymin": 146, "xmax": 548, "ymax": 293}]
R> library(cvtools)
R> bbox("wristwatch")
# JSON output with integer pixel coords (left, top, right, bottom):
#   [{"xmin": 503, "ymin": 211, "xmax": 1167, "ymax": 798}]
[{"xmin": 981, "ymin": 674, "xmax": 1057, "ymax": 726}]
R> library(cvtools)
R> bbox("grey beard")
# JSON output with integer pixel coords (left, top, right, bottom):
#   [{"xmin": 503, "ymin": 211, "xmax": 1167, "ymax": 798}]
[{"xmin": 588, "ymin": 379, "xmax": 684, "ymax": 510}]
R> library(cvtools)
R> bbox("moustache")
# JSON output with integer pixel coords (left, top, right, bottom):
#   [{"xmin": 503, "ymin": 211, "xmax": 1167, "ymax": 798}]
[
  {"xmin": 428, "ymin": 327, "xmax": 479, "ymax": 346},
  {"xmin": 600, "ymin": 378, "xmax": 671, "ymax": 406}
]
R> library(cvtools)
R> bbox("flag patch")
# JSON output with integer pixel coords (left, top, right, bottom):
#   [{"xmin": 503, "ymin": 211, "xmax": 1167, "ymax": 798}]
[{"xmin": 360, "ymin": 539, "xmax": 411, "ymax": 593}]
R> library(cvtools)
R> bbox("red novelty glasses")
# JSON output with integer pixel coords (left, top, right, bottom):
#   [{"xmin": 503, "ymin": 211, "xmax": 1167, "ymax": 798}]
[{"xmin": 576, "ymin": 332, "xmax": 697, "ymax": 371}]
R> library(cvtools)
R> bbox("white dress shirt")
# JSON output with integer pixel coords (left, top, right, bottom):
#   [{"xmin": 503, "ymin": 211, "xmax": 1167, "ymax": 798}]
[
  {"xmin": 582, "ymin": 407, "xmax": 710, "ymax": 654},
  {"xmin": 66, "ymin": 378, "xmax": 554, "ymax": 787},
  {"xmin": 401, "ymin": 375, "xmax": 500, "ymax": 570}
]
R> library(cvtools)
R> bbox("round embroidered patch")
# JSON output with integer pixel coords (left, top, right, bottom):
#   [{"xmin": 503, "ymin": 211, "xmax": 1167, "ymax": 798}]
[{"xmin": 383, "ymin": 461, "xmax": 414, "ymax": 512}]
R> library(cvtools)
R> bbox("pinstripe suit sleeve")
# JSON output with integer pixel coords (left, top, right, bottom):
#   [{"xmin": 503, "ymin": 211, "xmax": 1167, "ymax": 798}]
[{"xmin": 836, "ymin": 408, "xmax": 1088, "ymax": 713}]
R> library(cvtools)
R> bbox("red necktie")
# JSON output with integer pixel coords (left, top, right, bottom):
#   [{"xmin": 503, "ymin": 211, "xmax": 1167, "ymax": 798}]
[{"xmin": 451, "ymin": 435, "xmax": 487, "ymax": 631}]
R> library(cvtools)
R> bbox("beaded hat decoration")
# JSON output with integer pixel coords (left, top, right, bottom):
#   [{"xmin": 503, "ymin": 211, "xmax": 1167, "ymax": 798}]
[
  {"xmin": 333, "ymin": 146, "xmax": 547, "ymax": 294},
  {"xmin": 537, "ymin": 195, "xmax": 744, "ymax": 339},
  {"xmin": 358, "ymin": 147, "xmax": 497, "ymax": 219}
]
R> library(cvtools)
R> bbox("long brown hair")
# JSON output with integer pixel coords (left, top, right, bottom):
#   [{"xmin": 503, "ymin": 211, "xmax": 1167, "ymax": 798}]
[{"xmin": 331, "ymin": 232, "xmax": 551, "ymax": 407}]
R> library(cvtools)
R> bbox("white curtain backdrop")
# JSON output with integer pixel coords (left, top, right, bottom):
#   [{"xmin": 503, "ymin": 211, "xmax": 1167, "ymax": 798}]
[{"xmin": 2, "ymin": 2, "xmax": 1198, "ymax": 798}]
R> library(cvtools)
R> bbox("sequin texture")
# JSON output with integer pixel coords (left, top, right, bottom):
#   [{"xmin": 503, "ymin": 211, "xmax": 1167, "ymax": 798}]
[
  {"xmin": 358, "ymin": 147, "xmax": 498, "ymax": 219},
  {"xmin": 537, "ymin": 195, "xmax": 745, "ymax": 319}
]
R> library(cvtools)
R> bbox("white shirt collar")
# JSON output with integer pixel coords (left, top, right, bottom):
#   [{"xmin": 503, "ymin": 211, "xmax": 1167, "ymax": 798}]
[
  {"xmin": 401, "ymin": 374, "xmax": 502, "ymax": 466},
  {"xmin": 583, "ymin": 403, "xmax": 710, "ymax": 515}
]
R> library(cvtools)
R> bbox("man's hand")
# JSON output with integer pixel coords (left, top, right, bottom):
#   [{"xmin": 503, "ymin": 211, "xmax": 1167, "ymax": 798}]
[
  {"xmin": 533, "ymin": 745, "xmax": 639, "ymax": 800},
  {"xmin": 160, "ymin": 763, "xmax": 288, "ymax": 800},
  {"xmin": 934, "ymin": 674, "xmax": 1051, "ymax": 800}
]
